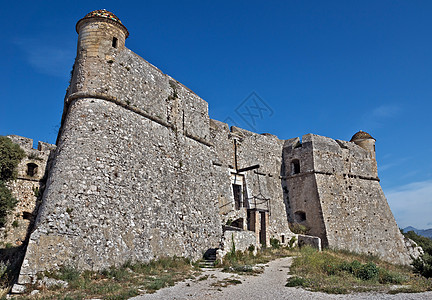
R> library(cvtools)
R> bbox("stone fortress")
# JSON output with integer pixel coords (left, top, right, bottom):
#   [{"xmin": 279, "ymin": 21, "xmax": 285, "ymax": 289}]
[
  {"xmin": 1, "ymin": 136, "xmax": 55, "ymax": 247},
  {"xmin": 1, "ymin": 10, "xmax": 419, "ymax": 286}
]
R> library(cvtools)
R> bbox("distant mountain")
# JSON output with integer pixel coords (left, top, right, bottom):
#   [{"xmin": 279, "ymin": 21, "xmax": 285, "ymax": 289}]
[{"xmin": 403, "ymin": 226, "xmax": 432, "ymax": 239}]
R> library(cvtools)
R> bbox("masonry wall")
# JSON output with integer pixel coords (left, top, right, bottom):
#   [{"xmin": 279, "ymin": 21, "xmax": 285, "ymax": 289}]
[
  {"xmin": 283, "ymin": 136, "xmax": 328, "ymax": 243},
  {"xmin": 19, "ymin": 28, "xmax": 222, "ymax": 282},
  {"xmin": 209, "ymin": 120, "xmax": 293, "ymax": 244},
  {"xmin": 285, "ymin": 134, "xmax": 411, "ymax": 264},
  {"xmin": 0, "ymin": 136, "xmax": 55, "ymax": 247}
]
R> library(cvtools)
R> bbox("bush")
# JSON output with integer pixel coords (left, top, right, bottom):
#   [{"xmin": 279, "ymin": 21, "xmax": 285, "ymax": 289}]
[
  {"xmin": 289, "ymin": 223, "xmax": 310, "ymax": 235},
  {"xmin": 402, "ymin": 230, "xmax": 432, "ymax": 278},
  {"xmin": 288, "ymin": 236, "xmax": 297, "ymax": 248},
  {"xmin": 286, "ymin": 276, "xmax": 308, "ymax": 287},
  {"xmin": 0, "ymin": 136, "xmax": 25, "ymax": 227},
  {"xmin": 270, "ymin": 238, "xmax": 280, "ymax": 249},
  {"xmin": 0, "ymin": 136, "xmax": 25, "ymax": 182},
  {"xmin": 356, "ymin": 262, "xmax": 379, "ymax": 281},
  {"xmin": 0, "ymin": 182, "xmax": 18, "ymax": 227},
  {"xmin": 412, "ymin": 253, "xmax": 432, "ymax": 278}
]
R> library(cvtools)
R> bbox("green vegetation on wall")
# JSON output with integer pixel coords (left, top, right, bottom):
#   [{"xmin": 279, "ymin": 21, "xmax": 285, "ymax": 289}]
[{"xmin": 0, "ymin": 136, "xmax": 25, "ymax": 227}]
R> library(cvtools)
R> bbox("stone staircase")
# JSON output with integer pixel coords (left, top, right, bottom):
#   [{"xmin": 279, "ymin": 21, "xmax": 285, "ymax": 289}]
[{"xmin": 198, "ymin": 248, "xmax": 217, "ymax": 268}]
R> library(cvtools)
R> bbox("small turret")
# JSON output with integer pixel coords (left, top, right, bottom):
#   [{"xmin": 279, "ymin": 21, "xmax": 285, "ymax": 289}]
[
  {"xmin": 350, "ymin": 130, "xmax": 376, "ymax": 159},
  {"xmin": 75, "ymin": 9, "xmax": 129, "ymax": 57}
]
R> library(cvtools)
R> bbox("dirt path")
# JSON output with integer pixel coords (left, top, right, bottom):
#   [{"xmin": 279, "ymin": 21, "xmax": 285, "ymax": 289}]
[{"xmin": 133, "ymin": 257, "xmax": 432, "ymax": 300}]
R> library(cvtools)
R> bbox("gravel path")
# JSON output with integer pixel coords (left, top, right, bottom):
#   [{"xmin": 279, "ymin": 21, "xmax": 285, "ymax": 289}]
[{"xmin": 133, "ymin": 257, "xmax": 432, "ymax": 300}]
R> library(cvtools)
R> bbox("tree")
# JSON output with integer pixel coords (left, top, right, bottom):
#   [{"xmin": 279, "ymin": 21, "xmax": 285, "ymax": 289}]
[
  {"xmin": 403, "ymin": 230, "xmax": 432, "ymax": 278},
  {"xmin": 0, "ymin": 136, "xmax": 25, "ymax": 181},
  {"xmin": 0, "ymin": 136, "xmax": 25, "ymax": 227}
]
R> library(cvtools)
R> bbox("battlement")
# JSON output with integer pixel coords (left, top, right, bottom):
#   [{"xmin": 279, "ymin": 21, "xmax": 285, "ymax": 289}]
[
  {"xmin": 6, "ymin": 135, "xmax": 55, "ymax": 181},
  {"xmin": 284, "ymin": 133, "xmax": 378, "ymax": 180}
]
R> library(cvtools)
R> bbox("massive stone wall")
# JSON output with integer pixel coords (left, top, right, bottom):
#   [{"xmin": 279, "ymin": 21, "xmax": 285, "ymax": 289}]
[
  {"xmin": 19, "ymin": 15, "xmax": 224, "ymax": 283},
  {"xmin": 284, "ymin": 134, "xmax": 411, "ymax": 264},
  {"xmin": 20, "ymin": 83, "xmax": 222, "ymax": 283}
]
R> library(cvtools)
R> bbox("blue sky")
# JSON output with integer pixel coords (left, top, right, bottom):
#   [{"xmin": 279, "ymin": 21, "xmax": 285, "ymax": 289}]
[{"xmin": 1, "ymin": 1, "xmax": 431, "ymax": 229}]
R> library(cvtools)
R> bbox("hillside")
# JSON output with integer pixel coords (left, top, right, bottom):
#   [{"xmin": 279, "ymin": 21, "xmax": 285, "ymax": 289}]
[{"xmin": 404, "ymin": 226, "xmax": 432, "ymax": 239}]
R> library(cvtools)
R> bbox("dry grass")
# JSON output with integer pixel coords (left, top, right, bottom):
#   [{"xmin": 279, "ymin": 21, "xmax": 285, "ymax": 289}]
[
  {"xmin": 216, "ymin": 246, "xmax": 298, "ymax": 275},
  {"xmin": 287, "ymin": 246, "xmax": 432, "ymax": 294},
  {"xmin": 13, "ymin": 257, "xmax": 199, "ymax": 300}
]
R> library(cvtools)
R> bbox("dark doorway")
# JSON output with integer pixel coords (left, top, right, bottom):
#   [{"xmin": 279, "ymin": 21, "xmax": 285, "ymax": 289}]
[
  {"xmin": 233, "ymin": 184, "xmax": 242, "ymax": 210},
  {"xmin": 259, "ymin": 211, "xmax": 267, "ymax": 246}
]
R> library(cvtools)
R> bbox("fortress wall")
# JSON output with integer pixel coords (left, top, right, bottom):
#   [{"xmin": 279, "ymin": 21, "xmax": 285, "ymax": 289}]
[
  {"xmin": 1, "ymin": 136, "xmax": 55, "ymax": 247},
  {"xmin": 283, "ymin": 137, "xmax": 328, "ymax": 243},
  {"xmin": 20, "ymin": 73, "xmax": 222, "ymax": 281},
  {"xmin": 68, "ymin": 49, "xmax": 210, "ymax": 143},
  {"xmin": 316, "ymin": 174, "xmax": 410, "ymax": 264},
  {"xmin": 308, "ymin": 135, "xmax": 377, "ymax": 178},
  {"xmin": 283, "ymin": 133, "xmax": 409, "ymax": 263},
  {"xmin": 230, "ymin": 127, "xmax": 291, "ymax": 238},
  {"xmin": 209, "ymin": 120, "xmax": 235, "ymax": 217},
  {"xmin": 208, "ymin": 121, "xmax": 293, "ymax": 241},
  {"xmin": 307, "ymin": 135, "xmax": 410, "ymax": 264}
]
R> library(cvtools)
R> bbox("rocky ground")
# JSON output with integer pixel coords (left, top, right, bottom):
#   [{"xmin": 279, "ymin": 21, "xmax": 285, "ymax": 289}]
[{"xmin": 133, "ymin": 257, "xmax": 432, "ymax": 300}]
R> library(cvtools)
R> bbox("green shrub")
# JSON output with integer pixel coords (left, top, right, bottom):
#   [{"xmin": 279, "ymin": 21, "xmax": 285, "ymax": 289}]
[
  {"xmin": 378, "ymin": 268, "xmax": 405, "ymax": 284},
  {"xmin": 402, "ymin": 230, "xmax": 432, "ymax": 278},
  {"xmin": 11, "ymin": 220, "xmax": 18, "ymax": 228},
  {"xmin": 356, "ymin": 262, "xmax": 379, "ymax": 281},
  {"xmin": 0, "ymin": 136, "xmax": 25, "ymax": 181},
  {"xmin": 288, "ymin": 236, "xmax": 297, "ymax": 248},
  {"xmin": 0, "ymin": 136, "xmax": 25, "ymax": 227},
  {"xmin": 289, "ymin": 223, "xmax": 310, "ymax": 234},
  {"xmin": 270, "ymin": 238, "xmax": 280, "ymax": 249},
  {"xmin": 412, "ymin": 253, "xmax": 432, "ymax": 278},
  {"xmin": 286, "ymin": 276, "xmax": 308, "ymax": 287},
  {"xmin": 0, "ymin": 181, "xmax": 18, "ymax": 227}
]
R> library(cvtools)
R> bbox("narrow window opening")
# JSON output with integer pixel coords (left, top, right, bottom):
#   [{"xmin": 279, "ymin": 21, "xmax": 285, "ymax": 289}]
[
  {"xmin": 291, "ymin": 159, "xmax": 300, "ymax": 175},
  {"xmin": 27, "ymin": 163, "xmax": 38, "ymax": 177},
  {"xmin": 112, "ymin": 37, "xmax": 118, "ymax": 48},
  {"xmin": 232, "ymin": 184, "xmax": 242, "ymax": 210},
  {"xmin": 294, "ymin": 211, "xmax": 306, "ymax": 223},
  {"xmin": 281, "ymin": 234, "xmax": 285, "ymax": 243}
]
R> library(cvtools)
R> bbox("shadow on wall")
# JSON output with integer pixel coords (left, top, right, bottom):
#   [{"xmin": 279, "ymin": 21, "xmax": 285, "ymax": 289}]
[{"xmin": 280, "ymin": 147, "xmax": 292, "ymax": 225}]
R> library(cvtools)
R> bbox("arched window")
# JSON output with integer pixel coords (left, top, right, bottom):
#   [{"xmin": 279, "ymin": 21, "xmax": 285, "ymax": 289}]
[
  {"xmin": 291, "ymin": 159, "xmax": 300, "ymax": 175},
  {"xmin": 27, "ymin": 163, "xmax": 38, "ymax": 177},
  {"xmin": 112, "ymin": 37, "xmax": 118, "ymax": 48},
  {"xmin": 294, "ymin": 211, "xmax": 306, "ymax": 223}
]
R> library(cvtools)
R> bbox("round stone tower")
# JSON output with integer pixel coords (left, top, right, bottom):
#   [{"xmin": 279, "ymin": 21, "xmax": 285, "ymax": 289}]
[
  {"xmin": 75, "ymin": 9, "xmax": 129, "ymax": 57},
  {"xmin": 350, "ymin": 130, "xmax": 376, "ymax": 159}
]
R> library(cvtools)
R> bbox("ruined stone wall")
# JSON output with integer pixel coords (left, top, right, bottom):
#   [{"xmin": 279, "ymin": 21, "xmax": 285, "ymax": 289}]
[
  {"xmin": 285, "ymin": 134, "xmax": 410, "ymax": 264},
  {"xmin": 0, "ymin": 136, "xmax": 55, "ymax": 247}
]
